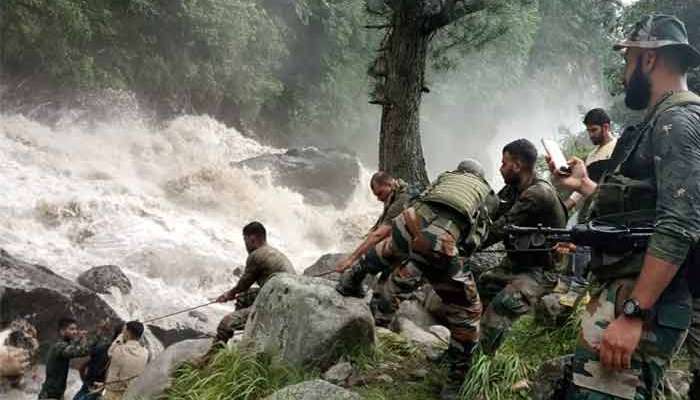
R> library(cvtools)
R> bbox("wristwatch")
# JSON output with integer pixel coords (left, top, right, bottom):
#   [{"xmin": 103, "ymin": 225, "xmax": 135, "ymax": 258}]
[{"xmin": 622, "ymin": 298, "xmax": 649, "ymax": 320}]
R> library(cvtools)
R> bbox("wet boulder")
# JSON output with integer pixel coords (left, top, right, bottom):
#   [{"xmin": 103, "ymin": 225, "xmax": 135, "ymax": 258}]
[
  {"xmin": 242, "ymin": 274, "xmax": 374, "ymax": 369},
  {"xmin": 263, "ymin": 380, "xmax": 361, "ymax": 400},
  {"xmin": 302, "ymin": 253, "xmax": 347, "ymax": 282},
  {"xmin": 146, "ymin": 324, "xmax": 210, "ymax": 348},
  {"xmin": 0, "ymin": 249, "xmax": 122, "ymax": 353},
  {"xmin": 77, "ymin": 264, "xmax": 132, "ymax": 295},
  {"xmin": 124, "ymin": 338, "xmax": 212, "ymax": 400},
  {"xmin": 234, "ymin": 147, "xmax": 360, "ymax": 208}
]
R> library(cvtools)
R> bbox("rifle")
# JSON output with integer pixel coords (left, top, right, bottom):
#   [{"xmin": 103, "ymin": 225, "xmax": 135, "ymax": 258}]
[{"xmin": 505, "ymin": 221, "xmax": 655, "ymax": 254}]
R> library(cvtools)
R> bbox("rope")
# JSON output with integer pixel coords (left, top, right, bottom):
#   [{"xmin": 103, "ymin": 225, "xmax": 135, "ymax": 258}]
[
  {"xmin": 313, "ymin": 269, "xmax": 340, "ymax": 277},
  {"xmin": 142, "ymin": 300, "xmax": 220, "ymax": 324}
]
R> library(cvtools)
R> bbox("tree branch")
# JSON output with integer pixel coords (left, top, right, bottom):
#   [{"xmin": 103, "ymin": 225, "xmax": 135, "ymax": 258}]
[{"xmin": 423, "ymin": 0, "xmax": 488, "ymax": 33}]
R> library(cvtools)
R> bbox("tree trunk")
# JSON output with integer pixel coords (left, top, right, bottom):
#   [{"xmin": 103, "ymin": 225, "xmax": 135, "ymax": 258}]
[{"xmin": 376, "ymin": 7, "xmax": 430, "ymax": 187}]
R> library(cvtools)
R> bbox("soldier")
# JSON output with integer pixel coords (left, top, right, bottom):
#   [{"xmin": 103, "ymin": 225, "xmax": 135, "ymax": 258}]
[
  {"xmin": 335, "ymin": 160, "xmax": 496, "ymax": 400},
  {"xmin": 215, "ymin": 221, "xmax": 295, "ymax": 343},
  {"xmin": 478, "ymin": 139, "xmax": 567, "ymax": 354},
  {"xmin": 549, "ymin": 14, "xmax": 700, "ymax": 399},
  {"xmin": 335, "ymin": 171, "xmax": 415, "ymax": 275},
  {"xmin": 335, "ymin": 171, "xmax": 421, "ymax": 326},
  {"xmin": 39, "ymin": 318, "xmax": 91, "ymax": 400}
]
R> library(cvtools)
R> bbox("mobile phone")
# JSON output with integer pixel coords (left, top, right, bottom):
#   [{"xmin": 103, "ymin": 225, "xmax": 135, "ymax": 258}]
[{"xmin": 541, "ymin": 139, "xmax": 571, "ymax": 175}]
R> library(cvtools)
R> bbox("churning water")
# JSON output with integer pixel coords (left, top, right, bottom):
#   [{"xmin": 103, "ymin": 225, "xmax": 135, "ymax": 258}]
[{"xmin": 0, "ymin": 106, "xmax": 378, "ymax": 397}]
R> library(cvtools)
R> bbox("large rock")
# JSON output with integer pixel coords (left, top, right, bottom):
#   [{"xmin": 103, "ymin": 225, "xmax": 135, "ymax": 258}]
[
  {"xmin": 243, "ymin": 274, "xmax": 374, "ymax": 369},
  {"xmin": 391, "ymin": 317, "xmax": 448, "ymax": 360},
  {"xmin": 302, "ymin": 253, "xmax": 347, "ymax": 282},
  {"xmin": 0, "ymin": 249, "xmax": 122, "ymax": 353},
  {"xmin": 147, "ymin": 324, "xmax": 210, "ymax": 348},
  {"xmin": 392, "ymin": 298, "xmax": 440, "ymax": 331},
  {"xmin": 263, "ymin": 380, "xmax": 361, "ymax": 400},
  {"xmin": 234, "ymin": 147, "xmax": 360, "ymax": 208},
  {"xmin": 124, "ymin": 338, "xmax": 212, "ymax": 400},
  {"xmin": 77, "ymin": 264, "xmax": 132, "ymax": 295}
]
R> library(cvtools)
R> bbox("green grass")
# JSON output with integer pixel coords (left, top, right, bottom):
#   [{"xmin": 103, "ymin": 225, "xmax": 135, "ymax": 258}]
[
  {"xmin": 165, "ymin": 347, "xmax": 312, "ymax": 400},
  {"xmin": 460, "ymin": 305, "xmax": 582, "ymax": 400},
  {"xmin": 163, "ymin": 310, "xmax": 583, "ymax": 400}
]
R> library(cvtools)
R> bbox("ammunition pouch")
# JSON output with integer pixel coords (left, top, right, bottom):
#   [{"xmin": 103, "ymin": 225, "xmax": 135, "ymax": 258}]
[
  {"xmin": 592, "ymin": 174, "xmax": 656, "ymax": 220},
  {"xmin": 588, "ymin": 170, "xmax": 657, "ymax": 280}
]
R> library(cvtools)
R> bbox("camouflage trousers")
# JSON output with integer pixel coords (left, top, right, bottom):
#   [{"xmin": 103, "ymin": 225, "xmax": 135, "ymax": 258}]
[
  {"xmin": 366, "ymin": 205, "xmax": 482, "ymax": 362},
  {"xmin": 689, "ymin": 297, "xmax": 700, "ymax": 374},
  {"xmin": 370, "ymin": 261, "xmax": 424, "ymax": 326},
  {"xmin": 478, "ymin": 263, "xmax": 558, "ymax": 354},
  {"xmin": 216, "ymin": 288, "xmax": 259, "ymax": 343},
  {"xmin": 567, "ymin": 278, "xmax": 690, "ymax": 400}
]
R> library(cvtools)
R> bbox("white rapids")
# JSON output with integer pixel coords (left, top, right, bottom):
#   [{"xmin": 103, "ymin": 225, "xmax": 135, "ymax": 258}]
[{"xmin": 0, "ymin": 109, "xmax": 379, "ymax": 398}]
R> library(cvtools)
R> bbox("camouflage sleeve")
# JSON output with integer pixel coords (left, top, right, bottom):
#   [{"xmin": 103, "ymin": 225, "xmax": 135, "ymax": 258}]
[
  {"xmin": 58, "ymin": 338, "xmax": 90, "ymax": 359},
  {"xmin": 485, "ymin": 185, "xmax": 547, "ymax": 247},
  {"xmin": 230, "ymin": 253, "xmax": 260, "ymax": 295},
  {"xmin": 379, "ymin": 193, "xmax": 410, "ymax": 226},
  {"xmin": 648, "ymin": 108, "xmax": 700, "ymax": 265}
]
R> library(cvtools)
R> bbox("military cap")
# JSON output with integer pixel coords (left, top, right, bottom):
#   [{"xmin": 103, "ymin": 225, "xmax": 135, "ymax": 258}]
[
  {"xmin": 456, "ymin": 158, "xmax": 486, "ymax": 179},
  {"xmin": 614, "ymin": 14, "xmax": 700, "ymax": 68}
]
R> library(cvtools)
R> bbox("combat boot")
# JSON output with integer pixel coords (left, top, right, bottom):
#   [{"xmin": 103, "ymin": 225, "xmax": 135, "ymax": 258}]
[
  {"xmin": 336, "ymin": 260, "xmax": 372, "ymax": 298},
  {"xmin": 440, "ymin": 341, "xmax": 476, "ymax": 400}
]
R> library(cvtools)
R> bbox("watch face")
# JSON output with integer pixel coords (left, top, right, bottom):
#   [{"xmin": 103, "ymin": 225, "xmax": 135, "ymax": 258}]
[{"xmin": 623, "ymin": 300, "xmax": 637, "ymax": 315}]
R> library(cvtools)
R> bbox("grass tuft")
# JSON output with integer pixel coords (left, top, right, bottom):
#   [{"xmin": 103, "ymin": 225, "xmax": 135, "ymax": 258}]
[
  {"xmin": 165, "ymin": 347, "xmax": 311, "ymax": 400},
  {"xmin": 460, "ymin": 304, "xmax": 583, "ymax": 400}
]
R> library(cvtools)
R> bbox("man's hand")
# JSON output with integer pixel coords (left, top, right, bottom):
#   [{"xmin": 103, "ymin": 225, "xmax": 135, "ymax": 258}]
[
  {"xmin": 554, "ymin": 242, "xmax": 577, "ymax": 255},
  {"xmin": 599, "ymin": 316, "xmax": 643, "ymax": 370},
  {"xmin": 547, "ymin": 156, "xmax": 595, "ymax": 195},
  {"xmin": 0, "ymin": 347, "xmax": 30, "ymax": 377},
  {"xmin": 216, "ymin": 291, "xmax": 236, "ymax": 303},
  {"xmin": 335, "ymin": 258, "xmax": 354, "ymax": 273}
]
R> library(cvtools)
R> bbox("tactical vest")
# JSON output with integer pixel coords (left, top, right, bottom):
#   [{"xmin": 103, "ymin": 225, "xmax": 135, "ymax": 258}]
[
  {"xmin": 588, "ymin": 91, "xmax": 700, "ymax": 280},
  {"xmin": 419, "ymin": 171, "xmax": 495, "ymax": 257}
]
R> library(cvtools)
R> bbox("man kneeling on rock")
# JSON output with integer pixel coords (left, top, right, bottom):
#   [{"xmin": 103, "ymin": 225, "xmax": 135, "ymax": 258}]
[
  {"xmin": 215, "ymin": 221, "xmax": 295, "ymax": 343},
  {"xmin": 336, "ymin": 160, "xmax": 497, "ymax": 400}
]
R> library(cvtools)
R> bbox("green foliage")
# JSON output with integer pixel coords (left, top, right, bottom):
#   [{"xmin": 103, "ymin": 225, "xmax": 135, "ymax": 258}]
[
  {"xmin": 526, "ymin": 0, "xmax": 623, "ymax": 97},
  {"xmin": 460, "ymin": 306, "xmax": 582, "ymax": 400},
  {"xmin": 166, "ymin": 347, "xmax": 311, "ymax": 400}
]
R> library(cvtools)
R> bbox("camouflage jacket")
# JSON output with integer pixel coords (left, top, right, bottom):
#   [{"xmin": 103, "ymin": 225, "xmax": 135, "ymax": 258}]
[
  {"xmin": 588, "ymin": 91, "xmax": 700, "ymax": 295},
  {"xmin": 229, "ymin": 244, "xmax": 295, "ymax": 295},
  {"xmin": 39, "ymin": 336, "xmax": 93, "ymax": 399},
  {"xmin": 484, "ymin": 178, "xmax": 567, "ymax": 269}
]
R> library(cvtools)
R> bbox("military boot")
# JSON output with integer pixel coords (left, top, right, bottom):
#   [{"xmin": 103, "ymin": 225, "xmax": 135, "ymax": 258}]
[
  {"xmin": 440, "ymin": 341, "xmax": 476, "ymax": 400},
  {"xmin": 335, "ymin": 259, "xmax": 374, "ymax": 298},
  {"xmin": 690, "ymin": 370, "xmax": 700, "ymax": 400}
]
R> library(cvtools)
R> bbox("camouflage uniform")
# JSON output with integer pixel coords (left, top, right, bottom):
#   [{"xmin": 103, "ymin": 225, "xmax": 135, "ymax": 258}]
[
  {"xmin": 478, "ymin": 178, "xmax": 567, "ymax": 354},
  {"xmin": 39, "ymin": 337, "xmax": 92, "ymax": 399},
  {"xmin": 345, "ymin": 171, "xmax": 495, "ymax": 399},
  {"xmin": 216, "ymin": 244, "xmax": 294, "ymax": 342},
  {"xmin": 337, "ymin": 179, "xmax": 422, "ymax": 324},
  {"xmin": 566, "ymin": 37, "xmax": 700, "ymax": 398},
  {"xmin": 688, "ymin": 296, "xmax": 700, "ymax": 400}
]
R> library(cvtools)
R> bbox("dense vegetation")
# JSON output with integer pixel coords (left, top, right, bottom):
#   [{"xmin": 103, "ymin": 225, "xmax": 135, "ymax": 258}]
[
  {"xmin": 164, "ymin": 312, "xmax": 582, "ymax": 400},
  {"xmin": 2, "ymin": 0, "xmax": 698, "ymax": 160}
]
